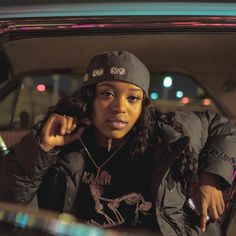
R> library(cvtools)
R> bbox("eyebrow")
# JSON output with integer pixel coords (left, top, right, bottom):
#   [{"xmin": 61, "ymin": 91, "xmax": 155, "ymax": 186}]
[{"xmin": 97, "ymin": 83, "xmax": 143, "ymax": 92}]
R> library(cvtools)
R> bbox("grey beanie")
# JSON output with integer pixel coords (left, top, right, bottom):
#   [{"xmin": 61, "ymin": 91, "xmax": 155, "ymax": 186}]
[{"xmin": 81, "ymin": 51, "xmax": 150, "ymax": 95}]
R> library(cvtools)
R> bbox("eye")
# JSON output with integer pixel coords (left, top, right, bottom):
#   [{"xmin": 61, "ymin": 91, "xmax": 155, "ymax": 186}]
[
  {"xmin": 101, "ymin": 90, "xmax": 114, "ymax": 97},
  {"xmin": 128, "ymin": 95, "xmax": 141, "ymax": 103}
]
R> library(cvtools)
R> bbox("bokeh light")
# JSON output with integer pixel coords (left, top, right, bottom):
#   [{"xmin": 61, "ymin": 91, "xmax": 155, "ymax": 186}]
[
  {"xmin": 163, "ymin": 76, "xmax": 173, "ymax": 88},
  {"xmin": 37, "ymin": 84, "xmax": 46, "ymax": 92},
  {"xmin": 150, "ymin": 92, "xmax": 158, "ymax": 100},
  {"xmin": 182, "ymin": 97, "xmax": 190, "ymax": 104}
]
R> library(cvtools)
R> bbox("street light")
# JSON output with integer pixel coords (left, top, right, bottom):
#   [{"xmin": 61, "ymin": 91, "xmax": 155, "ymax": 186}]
[
  {"xmin": 176, "ymin": 90, "xmax": 184, "ymax": 98},
  {"xmin": 162, "ymin": 76, "xmax": 173, "ymax": 99},
  {"xmin": 163, "ymin": 76, "xmax": 173, "ymax": 88},
  {"xmin": 150, "ymin": 92, "xmax": 158, "ymax": 100}
]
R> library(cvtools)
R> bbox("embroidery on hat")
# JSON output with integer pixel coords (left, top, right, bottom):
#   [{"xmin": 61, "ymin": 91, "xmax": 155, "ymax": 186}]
[
  {"xmin": 83, "ymin": 73, "xmax": 89, "ymax": 81},
  {"xmin": 92, "ymin": 68, "xmax": 104, "ymax": 77},
  {"xmin": 110, "ymin": 67, "xmax": 126, "ymax": 75}
]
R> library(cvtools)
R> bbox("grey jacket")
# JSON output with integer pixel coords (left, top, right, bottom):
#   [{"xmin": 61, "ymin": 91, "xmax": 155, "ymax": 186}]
[{"xmin": 0, "ymin": 111, "xmax": 235, "ymax": 236}]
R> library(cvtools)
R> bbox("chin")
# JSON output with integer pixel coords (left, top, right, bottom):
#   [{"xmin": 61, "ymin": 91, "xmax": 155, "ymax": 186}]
[{"xmin": 108, "ymin": 130, "xmax": 129, "ymax": 140}]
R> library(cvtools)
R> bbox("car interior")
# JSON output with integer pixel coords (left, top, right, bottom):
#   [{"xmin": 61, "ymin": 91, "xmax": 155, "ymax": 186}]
[{"xmin": 0, "ymin": 28, "xmax": 235, "ymax": 235}]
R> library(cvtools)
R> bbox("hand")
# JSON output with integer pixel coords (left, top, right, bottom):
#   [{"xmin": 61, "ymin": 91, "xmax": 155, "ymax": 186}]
[
  {"xmin": 189, "ymin": 172, "xmax": 225, "ymax": 232},
  {"xmin": 39, "ymin": 113, "xmax": 90, "ymax": 151}
]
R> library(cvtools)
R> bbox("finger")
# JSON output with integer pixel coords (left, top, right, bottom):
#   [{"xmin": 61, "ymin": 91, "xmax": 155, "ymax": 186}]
[
  {"xmin": 60, "ymin": 115, "xmax": 68, "ymax": 135},
  {"xmin": 70, "ymin": 123, "xmax": 77, "ymax": 133},
  {"xmin": 64, "ymin": 126, "xmax": 86, "ymax": 144},
  {"xmin": 43, "ymin": 114, "xmax": 63, "ymax": 136},
  {"xmin": 219, "ymin": 194, "xmax": 225, "ymax": 212},
  {"xmin": 70, "ymin": 117, "xmax": 79, "ymax": 132},
  {"xmin": 215, "ymin": 204, "xmax": 224, "ymax": 216},
  {"xmin": 209, "ymin": 207, "xmax": 219, "ymax": 220},
  {"xmin": 65, "ymin": 116, "xmax": 73, "ymax": 134},
  {"xmin": 213, "ymin": 192, "xmax": 225, "ymax": 216},
  {"xmin": 200, "ymin": 199, "xmax": 208, "ymax": 232}
]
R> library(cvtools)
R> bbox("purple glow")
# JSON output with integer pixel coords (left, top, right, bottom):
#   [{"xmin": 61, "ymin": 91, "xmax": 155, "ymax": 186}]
[
  {"xmin": 20, "ymin": 26, "xmax": 43, "ymax": 30},
  {"xmin": 57, "ymin": 25, "xmax": 67, "ymax": 29},
  {"xmin": 172, "ymin": 21, "xmax": 200, "ymax": 25}
]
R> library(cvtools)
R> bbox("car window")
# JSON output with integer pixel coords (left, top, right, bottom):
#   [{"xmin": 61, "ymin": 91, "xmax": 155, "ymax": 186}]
[
  {"xmin": 13, "ymin": 74, "xmax": 83, "ymax": 129},
  {"xmin": 0, "ymin": 91, "xmax": 16, "ymax": 128},
  {"xmin": 150, "ymin": 73, "xmax": 218, "ymax": 113},
  {"xmin": 0, "ymin": 71, "xmax": 219, "ymax": 130}
]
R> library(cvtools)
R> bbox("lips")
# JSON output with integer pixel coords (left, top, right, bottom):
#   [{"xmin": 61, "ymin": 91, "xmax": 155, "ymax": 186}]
[{"xmin": 107, "ymin": 119, "xmax": 128, "ymax": 129}]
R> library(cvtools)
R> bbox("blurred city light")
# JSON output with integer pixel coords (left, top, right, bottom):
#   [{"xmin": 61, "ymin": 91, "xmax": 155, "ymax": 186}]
[
  {"xmin": 150, "ymin": 92, "xmax": 158, "ymax": 100},
  {"xmin": 176, "ymin": 90, "xmax": 184, "ymax": 98},
  {"xmin": 163, "ymin": 76, "xmax": 173, "ymax": 88},
  {"xmin": 182, "ymin": 97, "xmax": 190, "ymax": 104},
  {"xmin": 202, "ymin": 98, "xmax": 212, "ymax": 106},
  {"xmin": 36, "ymin": 84, "xmax": 46, "ymax": 92}
]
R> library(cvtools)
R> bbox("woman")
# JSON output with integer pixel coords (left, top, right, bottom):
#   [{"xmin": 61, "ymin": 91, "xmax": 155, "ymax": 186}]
[{"xmin": 0, "ymin": 51, "xmax": 235, "ymax": 235}]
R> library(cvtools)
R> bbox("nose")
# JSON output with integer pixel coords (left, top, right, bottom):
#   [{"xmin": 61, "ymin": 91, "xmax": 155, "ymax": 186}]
[{"xmin": 111, "ymin": 96, "xmax": 126, "ymax": 113}]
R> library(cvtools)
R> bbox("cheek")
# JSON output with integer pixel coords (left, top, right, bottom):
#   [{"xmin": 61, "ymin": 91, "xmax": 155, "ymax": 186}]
[
  {"xmin": 129, "ymin": 105, "xmax": 142, "ymax": 123},
  {"xmin": 133, "ymin": 105, "xmax": 142, "ymax": 113}
]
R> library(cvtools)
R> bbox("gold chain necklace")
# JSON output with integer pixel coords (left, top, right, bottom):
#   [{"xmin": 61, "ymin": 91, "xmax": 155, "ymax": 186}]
[{"xmin": 78, "ymin": 136, "xmax": 128, "ymax": 181}]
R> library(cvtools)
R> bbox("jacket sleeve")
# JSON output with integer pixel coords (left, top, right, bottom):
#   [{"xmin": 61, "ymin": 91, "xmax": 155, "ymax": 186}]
[
  {"xmin": 175, "ymin": 111, "xmax": 236, "ymax": 187},
  {"xmin": 0, "ymin": 130, "xmax": 57, "ymax": 205}
]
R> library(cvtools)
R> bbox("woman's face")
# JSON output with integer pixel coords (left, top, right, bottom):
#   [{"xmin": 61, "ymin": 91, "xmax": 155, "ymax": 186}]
[{"xmin": 92, "ymin": 80, "xmax": 144, "ymax": 144}]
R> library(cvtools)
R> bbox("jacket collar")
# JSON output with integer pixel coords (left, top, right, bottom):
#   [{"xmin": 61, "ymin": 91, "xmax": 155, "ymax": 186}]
[{"xmin": 157, "ymin": 121, "xmax": 185, "ymax": 145}]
